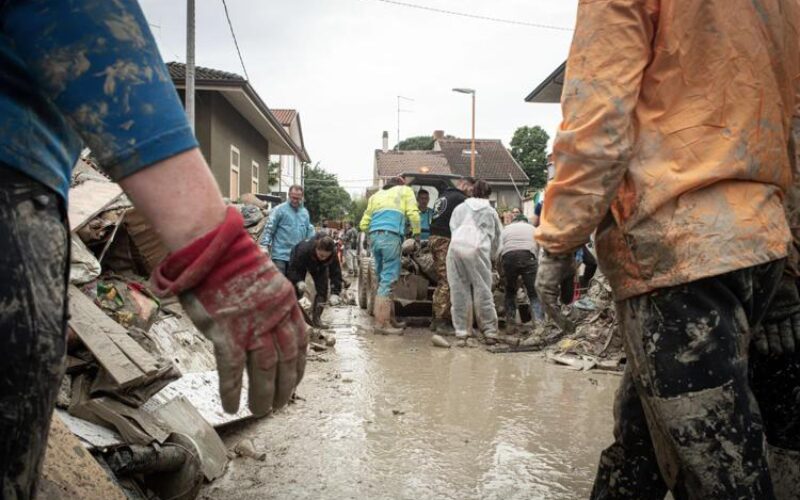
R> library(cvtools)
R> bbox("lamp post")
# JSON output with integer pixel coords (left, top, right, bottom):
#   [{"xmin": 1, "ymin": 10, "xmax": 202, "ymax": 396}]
[{"xmin": 452, "ymin": 88, "xmax": 476, "ymax": 178}]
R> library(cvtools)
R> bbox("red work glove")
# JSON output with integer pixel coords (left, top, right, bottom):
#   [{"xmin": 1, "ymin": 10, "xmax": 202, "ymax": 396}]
[{"xmin": 152, "ymin": 207, "xmax": 308, "ymax": 416}]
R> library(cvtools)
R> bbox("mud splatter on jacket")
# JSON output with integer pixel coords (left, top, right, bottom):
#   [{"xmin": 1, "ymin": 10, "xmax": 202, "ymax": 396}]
[
  {"xmin": 536, "ymin": 0, "xmax": 800, "ymax": 300},
  {"xmin": 0, "ymin": 0, "xmax": 198, "ymax": 199}
]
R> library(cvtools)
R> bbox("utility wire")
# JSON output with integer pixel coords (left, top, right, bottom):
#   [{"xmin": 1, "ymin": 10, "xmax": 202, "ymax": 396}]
[
  {"xmin": 221, "ymin": 0, "xmax": 250, "ymax": 80},
  {"xmin": 355, "ymin": 0, "xmax": 573, "ymax": 32}
]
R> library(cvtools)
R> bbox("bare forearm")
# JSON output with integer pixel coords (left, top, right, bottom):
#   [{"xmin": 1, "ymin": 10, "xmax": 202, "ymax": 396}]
[{"xmin": 119, "ymin": 148, "xmax": 227, "ymax": 251}]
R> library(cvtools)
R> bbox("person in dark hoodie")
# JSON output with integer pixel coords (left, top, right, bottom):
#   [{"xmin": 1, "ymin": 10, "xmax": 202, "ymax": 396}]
[
  {"xmin": 428, "ymin": 176, "xmax": 475, "ymax": 335},
  {"xmin": 288, "ymin": 235, "xmax": 344, "ymax": 328}
]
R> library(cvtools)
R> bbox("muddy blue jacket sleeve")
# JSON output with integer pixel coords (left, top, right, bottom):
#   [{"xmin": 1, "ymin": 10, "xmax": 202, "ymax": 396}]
[
  {"xmin": 1, "ymin": 0, "xmax": 197, "ymax": 182},
  {"xmin": 261, "ymin": 206, "xmax": 282, "ymax": 248}
]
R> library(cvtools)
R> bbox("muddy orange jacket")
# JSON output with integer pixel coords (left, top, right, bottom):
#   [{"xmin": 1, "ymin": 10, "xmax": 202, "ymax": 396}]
[{"xmin": 536, "ymin": 0, "xmax": 800, "ymax": 300}]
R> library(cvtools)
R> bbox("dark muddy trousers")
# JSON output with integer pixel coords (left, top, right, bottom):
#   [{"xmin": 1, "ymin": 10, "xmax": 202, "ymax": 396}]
[
  {"xmin": 502, "ymin": 250, "xmax": 541, "ymax": 322},
  {"xmin": 591, "ymin": 261, "xmax": 800, "ymax": 500},
  {"xmin": 0, "ymin": 168, "xmax": 69, "ymax": 499}
]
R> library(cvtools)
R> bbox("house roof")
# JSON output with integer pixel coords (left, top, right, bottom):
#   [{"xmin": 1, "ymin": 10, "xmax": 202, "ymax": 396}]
[
  {"xmin": 270, "ymin": 109, "xmax": 298, "ymax": 127},
  {"xmin": 166, "ymin": 62, "xmax": 245, "ymax": 82},
  {"xmin": 375, "ymin": 150, "xmax": 452, "ymax": 178},
  {"xmin": 436, "ymin": 139, "xmax": 528, "ymax": 182},
  {"xmin": 524, "ymin": 61, "xmax": 566, "ymax": 104},
  {"xmin": 166, "ymin": 62, "xmax": 310, "ymax": 163}
]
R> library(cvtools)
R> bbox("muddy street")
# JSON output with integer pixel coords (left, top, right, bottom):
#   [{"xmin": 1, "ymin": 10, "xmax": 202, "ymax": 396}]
[{"xmin": 201, "ymin": 305, "xmax": 618, "ymax": 500}]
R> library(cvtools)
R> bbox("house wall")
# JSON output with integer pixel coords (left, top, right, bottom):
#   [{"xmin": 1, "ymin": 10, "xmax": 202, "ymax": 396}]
[
  {"xmin": 491, "ymin": 185, "xmax": 523, "ymax": 210},
  {"xmin": 175, "ymin": 89, "xmax": 268, "ymax": 198},
  {"xmin": 208, "ymin": 93, "xmax": 270, "ymax": 198},
  {"xmin": 175, "ymin": 89, "xmax": 213, "ymax": 166}
]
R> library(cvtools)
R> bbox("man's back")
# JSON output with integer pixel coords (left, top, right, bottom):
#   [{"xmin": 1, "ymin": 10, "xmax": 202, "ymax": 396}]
[
  {"xmin": 500, "ymin": 221, "xmax": 537, "ymax": 257},
  {"xmin": 538, "ymin": 0, "xmax": 800, "ymax": 300}
]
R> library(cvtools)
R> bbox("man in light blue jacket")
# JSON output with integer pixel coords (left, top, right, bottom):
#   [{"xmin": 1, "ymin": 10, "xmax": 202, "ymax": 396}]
[{"xmin": 260, "ymin": 185, "xmax": 315, "ymax": 274}]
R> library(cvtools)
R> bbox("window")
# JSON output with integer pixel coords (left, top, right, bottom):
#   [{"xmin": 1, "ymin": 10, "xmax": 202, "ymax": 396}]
[
  {"xmin": 230, "ymin": 145, "xmax": 240, "ymax": 200},
  {"xmin": 251, "ymin": 160, "xmax": 259, "ymax": 194}
]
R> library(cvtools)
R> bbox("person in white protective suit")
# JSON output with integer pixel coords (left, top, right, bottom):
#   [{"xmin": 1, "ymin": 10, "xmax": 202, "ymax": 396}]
[{"xmin": 446, "ymin": 180, "xmax": 503, "ymax": 346}]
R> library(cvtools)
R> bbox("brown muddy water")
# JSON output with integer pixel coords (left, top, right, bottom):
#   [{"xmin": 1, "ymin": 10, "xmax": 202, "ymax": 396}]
[{"xmin": 201, "ymin": 306, "xmax": 619, "ymax": 500}]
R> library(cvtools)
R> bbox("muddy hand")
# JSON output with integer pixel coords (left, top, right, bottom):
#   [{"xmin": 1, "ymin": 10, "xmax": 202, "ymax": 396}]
[
  {"xmin": 535, "ymin": 250, "xmax": 576, "ymax": 334},
  {"xmin": 755, "ymin": 275, "xmax": 800, "ymax": 356},
  {"xmin": 153, "ymin": 207, "xmax": 308, "ymax": 416}
]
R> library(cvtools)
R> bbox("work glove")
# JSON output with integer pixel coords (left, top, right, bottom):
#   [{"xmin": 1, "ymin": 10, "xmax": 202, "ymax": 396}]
[
  {"xmin": 295, "ymin": 281, "xmax": 308, "ymax": 299},
  {"xmin": 329, "ymin": 294, "xmax": 341, "ymax": 307},
  {"xmin": 535, "ymin": 249, "xmax": 576, "ymax": 334},
  {"xmin": 152, "ymin": 207, "xmax": 308, "ymax": 416},
  {"xmin": 755, "ymin": 276, "xmax": 800, "ymax": 356}
]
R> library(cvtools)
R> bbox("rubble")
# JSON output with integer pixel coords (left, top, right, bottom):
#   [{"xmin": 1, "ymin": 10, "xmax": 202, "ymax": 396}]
[{"xmin": 47, "ymin": 159, "xmax": 282, "ymax": 498}]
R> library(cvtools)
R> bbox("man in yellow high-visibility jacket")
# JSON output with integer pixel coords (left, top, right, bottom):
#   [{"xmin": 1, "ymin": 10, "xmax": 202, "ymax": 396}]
[{"xmin": 360, "ymin": 176, "xmax": 420, "ymax": 334}]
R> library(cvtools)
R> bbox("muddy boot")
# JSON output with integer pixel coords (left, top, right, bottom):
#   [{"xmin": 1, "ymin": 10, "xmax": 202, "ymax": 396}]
[
  {"xmin": 390, "ymin": 301, "xmax": 407, "ymax": 330},
  {"xmin": 484, "ymin": 332, "xmax": 499, "ymax": 346},
  {"xmin": 430, "ymin": 318, "xmax": 455, "ymax": 336},
  {"xmin": 505, "ymin": 313, "xmax": 518, "ymax": 337},
  {"xmin": 373, "ymin": 297, "xmax": 404, "ymax": 335},
  {"xmin": 312, "ymin": 297, "xmax": 330, "ymax": 330},
  {"xmin": 454, "ymin": 335, "xmax": 468, "ymax": 348}
]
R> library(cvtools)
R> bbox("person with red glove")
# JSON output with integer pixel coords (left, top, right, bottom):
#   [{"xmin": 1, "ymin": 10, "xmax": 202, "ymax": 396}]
[{"xmin": 0, "ymin": 1, "xmax": 307, "ymax": 498}]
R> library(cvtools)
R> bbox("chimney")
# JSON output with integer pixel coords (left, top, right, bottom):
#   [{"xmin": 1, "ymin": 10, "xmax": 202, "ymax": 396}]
[
  {"xmin": 382, "ymin": 131, "xmax": 389, "ymax": 153},
  {"xmin": 433, "ymin": 130, "xmax": 445, "ymax": 141}
]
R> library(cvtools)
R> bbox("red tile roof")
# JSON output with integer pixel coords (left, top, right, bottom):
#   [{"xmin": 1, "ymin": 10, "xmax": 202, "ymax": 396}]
[
  {"xmin": 375, "ymin": 150, "xmax": 452, "ymax": 178},
  {"xmin": 271, "ymin": 109, "xmax": 298, "ymax": 127}
]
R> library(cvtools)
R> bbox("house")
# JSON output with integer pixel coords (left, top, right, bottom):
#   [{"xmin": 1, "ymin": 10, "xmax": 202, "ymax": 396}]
[
  {"xmin": 269, "ymin": 109, "xmax": 311, "ymax": 191},
  {"xmin": 372, "ymin": 130, "xmax": 529, "ymax": 210},
  {"xmin": 167, "ymin": 62, "xmax": 309, "ymax": 200}
]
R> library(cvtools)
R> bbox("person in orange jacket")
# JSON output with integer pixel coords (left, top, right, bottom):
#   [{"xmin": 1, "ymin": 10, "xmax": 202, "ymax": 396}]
[{"xmin": 535, "ymin": 1, "xmax": 800, "ymax": 498}]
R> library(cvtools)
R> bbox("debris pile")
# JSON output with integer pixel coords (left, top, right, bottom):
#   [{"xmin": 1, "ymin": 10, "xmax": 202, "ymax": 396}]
[
  {"xmin": 43, "ymin": 157, "xmax": 279, "ymax": 499},
  {"xmin": 543, "ymin": 273, "xmax": 625, "ymax": 372}
]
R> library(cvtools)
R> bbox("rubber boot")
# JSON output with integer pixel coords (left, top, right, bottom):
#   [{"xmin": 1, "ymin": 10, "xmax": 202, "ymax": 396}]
[
  {"xmin": 312, "ymin": 297, "xmax": 330, "ymax": 329},
  {"xmin": 431, "ymin": 318, "xmax": 455, "ymax": 336},
  {"xmin": 390, "ymin": 301, "xmax": 407, "ymax": 330},
  {"xmin": 373, "ymin": 297, "xmax": 403, "ymax": 335},
  {"xmin": 505, "ymin": 313, "xmax": 517, "ymax": 336}
]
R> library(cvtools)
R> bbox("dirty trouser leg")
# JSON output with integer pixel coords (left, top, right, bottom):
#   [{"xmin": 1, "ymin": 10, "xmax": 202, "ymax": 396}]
[
  {"xmin": 503, "ymin": 252, "xmax": 523, "ymax": 322},
  {"xmin": 591, "ymin": 366, "xmax": 668, "ymax": 499},
  {"xmin": 505, "ymin": 250, "xmax": 539, "ymax": 324},
  {"xmin": 272, "ymin": 259, "xmax": 289, "ymax": 276},
  {"xmin": 0, "ymin": 169, "xmax": 69, "ymax": 500},
  {"xmin": 750, "ymin": 349, "xmax": 800, "ymax": 498},
  {"xmin": 447, "ymin": 252, "xmax": 472, "ymax": 338},
  {"xmin": 592, "ymin": 262, "xmax": 782, "ymax": 499},
  {"xmin": 472, "ymin": 252, "xmax": 498, "ymax": 337},
  {"xmin": 371, "ymin": 232, "xmax": 401, "ymax": 297},
  {"xmin": 430, "ymin": 235, "xmax": 452, "ymax": 320}
]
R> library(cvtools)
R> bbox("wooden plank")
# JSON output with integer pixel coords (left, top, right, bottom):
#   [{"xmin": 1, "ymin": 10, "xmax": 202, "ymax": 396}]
[
  {"xmin": 69, "ymin": 285, "xmax": 159, "ymax": 375},
  {"xmin": 105, "ymin": 329, "xmax": 159, "ymax": 375},
  {"xmin": 68, "ymin": 180, "xmax": 123, "ymax": 232},
  {"xmin": 68, "ymin": 286, "xmax": 144, "ymax": 387}
]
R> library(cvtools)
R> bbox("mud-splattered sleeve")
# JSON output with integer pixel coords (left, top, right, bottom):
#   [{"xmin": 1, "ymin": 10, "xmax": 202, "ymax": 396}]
[
  {"xmin": 1, "ymin": 0, "xmax": 197, "ymax": 180},
  {"xmin": 536, "ymin": 0, "xmax": 658, "ymax": 254}
]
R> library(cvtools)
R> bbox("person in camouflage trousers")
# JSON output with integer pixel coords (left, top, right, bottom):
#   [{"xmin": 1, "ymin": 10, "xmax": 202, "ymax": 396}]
[{"xmin": 429, "ymin": 177, "xmax": 474, "ymax": 334}]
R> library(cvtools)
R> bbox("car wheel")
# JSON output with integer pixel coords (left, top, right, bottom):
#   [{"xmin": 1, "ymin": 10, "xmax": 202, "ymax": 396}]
[{"xmin": 358, "ymin": 259, "xmax": 369, "ymax": 310}]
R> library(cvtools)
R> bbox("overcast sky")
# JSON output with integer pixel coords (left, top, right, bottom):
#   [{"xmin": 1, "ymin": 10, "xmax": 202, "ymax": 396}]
[{"xmin": 139, "ymin": 0, "xmax": 577, "ymax": 196}]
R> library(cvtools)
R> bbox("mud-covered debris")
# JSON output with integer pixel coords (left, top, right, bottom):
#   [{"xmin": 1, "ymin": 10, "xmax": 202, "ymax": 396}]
[
  {"xmin": 234, "ymin": 439, "xmax": 267, "ymax": 461},
  {"xmin": 310, "ymin": 342, "xmax": 329, "ymax": 352},
  {"xmin": 431, "ymin": 334, "xmax": 451, "ymax": 348}
]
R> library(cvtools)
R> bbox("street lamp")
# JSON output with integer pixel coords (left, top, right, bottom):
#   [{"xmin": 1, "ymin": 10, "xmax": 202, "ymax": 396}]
[{"xmin": 452, "ymin": 88, "xmax": 476, "ymax": 178}]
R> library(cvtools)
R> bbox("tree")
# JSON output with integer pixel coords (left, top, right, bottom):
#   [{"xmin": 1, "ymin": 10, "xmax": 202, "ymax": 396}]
[
  {"xmin": 395, "ymin": 135, "xmax": 435, "ymax": 151},
  {"xmin": 349, "ymin": 196, "xmax": 368, "ymax": 228},
  {"xmin": 510, "ymin": 126, "xmax": 550, "ymax": 191},
  {"xmin": 302, "ymin": 163, "xmax": 352, "ymax": 223}
]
